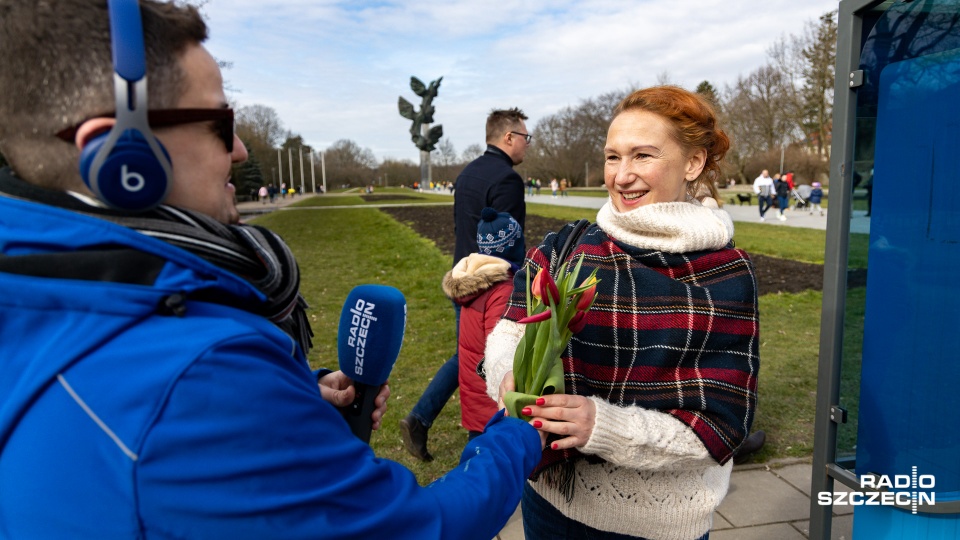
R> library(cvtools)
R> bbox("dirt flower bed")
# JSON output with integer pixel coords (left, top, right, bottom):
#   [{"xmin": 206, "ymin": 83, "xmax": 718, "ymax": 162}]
[{"xmin": 380, "ymin": 205, "xmax": 850, "ymax": 296}]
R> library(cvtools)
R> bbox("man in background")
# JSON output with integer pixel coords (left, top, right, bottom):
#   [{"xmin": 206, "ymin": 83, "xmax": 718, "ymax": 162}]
[{"xmin": 400, "ymin": 108, "xmax": 530, "ymax": 461}]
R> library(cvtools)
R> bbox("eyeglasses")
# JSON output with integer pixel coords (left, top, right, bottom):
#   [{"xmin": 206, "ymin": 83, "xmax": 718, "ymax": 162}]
[
  {"xmin": 56, "ymin": 108, "xmax": 235, "ymax": 153},
  {"xmin": 510, "ymin": 131, "xmax": 532, "ymax": 144}
]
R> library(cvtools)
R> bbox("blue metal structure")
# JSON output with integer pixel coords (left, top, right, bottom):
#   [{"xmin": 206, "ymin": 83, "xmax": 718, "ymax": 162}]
[{"xmin": 811, "ymin": 1, "xmax": 960, "ymax": 538}]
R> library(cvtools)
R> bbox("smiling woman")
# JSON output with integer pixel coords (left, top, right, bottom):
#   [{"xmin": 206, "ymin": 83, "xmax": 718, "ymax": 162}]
[
  {"xmin": 604, "ymin": 86, "xmax": 729, "ymax": 212},
  {"xmin": 482, "ymin": 86, "xmax": 759, "ymax": 540}
]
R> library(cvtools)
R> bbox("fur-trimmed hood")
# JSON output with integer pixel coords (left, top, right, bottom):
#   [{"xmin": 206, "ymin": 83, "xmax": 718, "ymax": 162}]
[{"xmin": 442, "ymin": 253, "xmax": 514, "ymax": 303}]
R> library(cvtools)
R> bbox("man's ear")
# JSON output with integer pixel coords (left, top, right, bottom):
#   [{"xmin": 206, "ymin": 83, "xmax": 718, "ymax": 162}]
[{"xmin": 73, "ymin": 118, "xmax": 116, "ymax": 151}]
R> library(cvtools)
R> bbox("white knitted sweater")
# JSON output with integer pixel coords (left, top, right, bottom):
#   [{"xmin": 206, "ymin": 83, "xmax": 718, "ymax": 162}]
[{"xmin": 484, "ymin": 200, "xmax": 735, "ymax": 540}]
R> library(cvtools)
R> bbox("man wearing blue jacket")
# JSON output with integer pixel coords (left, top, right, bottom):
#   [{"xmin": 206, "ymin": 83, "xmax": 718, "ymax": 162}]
[{"xmin": 0, "ymin": 2, "xmax": 542, "ymax": 538}]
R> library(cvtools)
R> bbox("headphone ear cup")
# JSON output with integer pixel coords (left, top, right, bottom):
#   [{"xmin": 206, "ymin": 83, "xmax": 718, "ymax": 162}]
[{"xmin": 79, "ymin": 129, "xmax": 171, "ymax": 212}]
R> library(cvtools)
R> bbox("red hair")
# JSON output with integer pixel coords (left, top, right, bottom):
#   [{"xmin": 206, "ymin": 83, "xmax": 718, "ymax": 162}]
[{"xmin": 613, "ymin": 86, "xmax": 730, "ymax": 201}]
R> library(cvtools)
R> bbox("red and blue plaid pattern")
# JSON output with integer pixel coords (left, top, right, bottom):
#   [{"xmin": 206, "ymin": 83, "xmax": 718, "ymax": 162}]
[{"xmin": 504, "ymin": 222, "xmax": 760, "ymax": 472}]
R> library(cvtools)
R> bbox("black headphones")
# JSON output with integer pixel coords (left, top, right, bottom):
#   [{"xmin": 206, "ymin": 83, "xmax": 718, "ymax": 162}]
[{"xmin": 79, "ymin": 0, "xmax": 172, "ymax": 212}]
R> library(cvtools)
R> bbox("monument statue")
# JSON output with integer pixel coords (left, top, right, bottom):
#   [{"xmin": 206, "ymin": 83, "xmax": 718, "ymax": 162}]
[{"xmin": 398, "ymin": 76, "xmax": 443, "ymax": 185}]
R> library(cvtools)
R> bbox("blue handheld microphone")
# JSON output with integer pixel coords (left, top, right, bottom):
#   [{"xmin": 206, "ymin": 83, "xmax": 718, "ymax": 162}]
[{"xmin": 337, "ymin": 285, "xmax": 406, "ymax": 442}]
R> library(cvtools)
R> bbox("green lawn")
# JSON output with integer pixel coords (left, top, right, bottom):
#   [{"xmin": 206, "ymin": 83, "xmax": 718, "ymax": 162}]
[
  {"xmin": 252, "ymin": 203, "xmax": 847, "ymax": 483},
  {"xmin": 252, "ymin": 208, "xmax": 471, "ymax": 483},
  {"xmin": 288, "ymin": 190, "xmax": 452, "ymax": 208}
]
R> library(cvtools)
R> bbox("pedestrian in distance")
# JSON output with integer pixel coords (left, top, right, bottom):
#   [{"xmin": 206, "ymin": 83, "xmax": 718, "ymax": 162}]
[
  {"xmin": 753, "ymin": 169, "xmax": 774, "ymax": 221},
  {"xmin": 400, "ymin": 106, "xmax": 530, "ymax": 461},
  {"xmin": 810, "ymin": 182, "xmax": 825, "ymax": 215},
  {"xmin": 775, "ymin": 173, "xmax": 790, "ymax": 221},
  {"xmin": 0, "ymin": 2, "xmax": 544, "ymax": 538}
]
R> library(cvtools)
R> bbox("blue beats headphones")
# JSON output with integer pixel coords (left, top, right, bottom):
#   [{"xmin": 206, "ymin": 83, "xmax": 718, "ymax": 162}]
[{"xmin": 79, "ymin": 0, "xmax": 172, "ymax": 212}]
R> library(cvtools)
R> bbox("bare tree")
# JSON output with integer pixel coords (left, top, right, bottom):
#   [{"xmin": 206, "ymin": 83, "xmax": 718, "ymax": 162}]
[
  {"xmin": 431, "ymin": 138, "xmax": 459, "ymax": 167},
  {"xmin": 378, "ymin": 159, "xmax": 419, "ymax": 187},
  {"xmin": 323, "ymin": 139, "xmax": 378, "ymax": 188},
  {"xmin": 235, "ymin": 104, "xmax": 285, "ymax": 186},
  {"xmin": 237, "ymin": 104, "xmax": 285, "ymax": 148},
  {"xmin": 521, "ymin": 90, "xmax": 627, "ymax": 187},
  {"xmin": 800, "ymin": 10, "xmax": 838, "ymax": 158},
  {"xmin": 460, "ymin": 143, "xmax": 484, "ymax": 163}
]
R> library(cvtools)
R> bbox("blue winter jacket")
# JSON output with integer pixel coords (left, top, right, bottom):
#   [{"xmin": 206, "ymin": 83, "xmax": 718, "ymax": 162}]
[{"xmin": 0, "ymin": 186, "xmax": 541, "ymax": 539}]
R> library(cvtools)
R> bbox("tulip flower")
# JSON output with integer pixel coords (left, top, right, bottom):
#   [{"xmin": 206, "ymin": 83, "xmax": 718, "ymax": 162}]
[
  {"xmin": 567, "ymin": 311, "xmax": 588, "ymax": 334},
  {"xmin": 531, "ymin": 267, "xmax": 561, "ymax": 306},
  {"xmin": 530, "ymin": 268, "xmax": 544, "ymax": 301},
  {"xmin": 518, "ymin": 309, "xmax": 553, "ymax": 324},
  {"xmin": 575, "ymin": 276, "xmax": 598, "ymax": 311},
  {"xmin": 504, "ymin": 254, "xmax": 600, "ymax": 420}
]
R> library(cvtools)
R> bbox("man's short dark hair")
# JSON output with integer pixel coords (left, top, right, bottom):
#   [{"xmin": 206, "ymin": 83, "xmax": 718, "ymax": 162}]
[
  {"xmin": 485, "ymin": 108, "xmax": 528, "ymax": 144},
  {"xmin": 0, "ymin": 0, "xmax": 207, "ymax": 189}
]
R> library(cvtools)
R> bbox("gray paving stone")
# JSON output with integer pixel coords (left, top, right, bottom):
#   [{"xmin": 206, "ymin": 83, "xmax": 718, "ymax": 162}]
[
  {"xmin": 494, "ymin": 505, "xmax": 523, "ymax": 540},
  {"xmin": 718, "ymin": 469, "xmax": 812, "ymax": 526},
  {"xmin": 778, "ymin": 464, "xmax": 854, "ymax": 516},
  {"xmin": 777, "ymin": 464, "xmax": 815, "ymax": 496},
  {"xmin": 792, "ymin": 514, "xmax": 854, "ymax": 540},
  {"xmin": 712, "ymin": 512, "xmax": 733, "ymax": 530},
  {"xmin": 710, "ymin": 523, "xmax": 808, "ymax": 540}
]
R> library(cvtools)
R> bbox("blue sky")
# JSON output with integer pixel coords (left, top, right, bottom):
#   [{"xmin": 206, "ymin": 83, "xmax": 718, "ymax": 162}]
[{"xmin": 200, "ymin": 0, "xmax": 840, "ymax": 163}]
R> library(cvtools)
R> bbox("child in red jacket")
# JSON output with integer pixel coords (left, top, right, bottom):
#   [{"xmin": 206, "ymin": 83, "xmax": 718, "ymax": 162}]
[{"xmin": 443, "ymin": 208, "xmax": 525, "ymax": 438}]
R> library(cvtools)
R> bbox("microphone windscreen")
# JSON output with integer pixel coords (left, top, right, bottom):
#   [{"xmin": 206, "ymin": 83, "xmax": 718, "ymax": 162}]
[{"xmin": 337, "ymin": 285, "xmax": 406, "ymax": 386}]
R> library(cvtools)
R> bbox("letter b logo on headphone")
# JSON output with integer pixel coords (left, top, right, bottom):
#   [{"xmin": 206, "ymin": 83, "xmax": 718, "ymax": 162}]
[
  {"xmin": 121, "ymin": 165, "xmax": 146, "ymax": 192},
  {"xmin": 81, "ymin": 0, "xmax": 173, "ymax": 212}
]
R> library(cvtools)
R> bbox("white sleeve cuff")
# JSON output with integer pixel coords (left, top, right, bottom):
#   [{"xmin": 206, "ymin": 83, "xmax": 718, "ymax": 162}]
[
  {"xmin": 483, "ymin": 319, "xmax": 524, "ymax": 401},
  {"xmin": 581, "ymin": 397, "xmax": 714, "ymax": 470}
]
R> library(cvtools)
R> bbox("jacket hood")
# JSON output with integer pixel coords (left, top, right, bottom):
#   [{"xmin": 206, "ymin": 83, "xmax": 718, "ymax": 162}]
[
  {"xmin": 442, "ymin": 253, "xmax": 513, "ymax": 302},
  {"xmin": 0, "ymin": 193, "xmax": 264, "ymax": 303}
]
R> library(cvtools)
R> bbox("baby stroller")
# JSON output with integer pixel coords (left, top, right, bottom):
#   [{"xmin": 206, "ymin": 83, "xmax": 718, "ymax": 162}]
[{"xmin": 793, "ymin": 184, "xmax": 812, "ymax": 210}]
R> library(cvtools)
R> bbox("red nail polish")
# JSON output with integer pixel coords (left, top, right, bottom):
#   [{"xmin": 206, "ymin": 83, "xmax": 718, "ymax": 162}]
[
  {"xmin": 533, "ymin": 420, "xmax": 542, "ymax": 428},
  {"xmin": 536, "ymin": 398, "xmax": 546, "ymax": 406},
  {"xmin": 551, "ymin": 442, "xmax": 559, "ymax": 450},
  {"xmin": 521, "ymin": 407, "xmax": 532, "ymax": 416}
]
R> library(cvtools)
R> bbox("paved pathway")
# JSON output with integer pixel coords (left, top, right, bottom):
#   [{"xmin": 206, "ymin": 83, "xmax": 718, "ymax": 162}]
[
  {"xmin": 237, "ymin": 190, "xmax": 857, "ymax": 540},
  {"xmin": 494, "ymin": 459, "xmax": 853, "ymax": 540}
]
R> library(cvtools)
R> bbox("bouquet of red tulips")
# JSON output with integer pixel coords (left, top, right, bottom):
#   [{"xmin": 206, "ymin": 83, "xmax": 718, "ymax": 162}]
[{"xmin": 504, "ymin": 254, "xmax": 599, "ymax": 420}]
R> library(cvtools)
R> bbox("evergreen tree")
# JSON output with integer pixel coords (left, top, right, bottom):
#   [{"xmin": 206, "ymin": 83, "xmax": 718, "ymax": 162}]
[
  {"xmin": 696, "ymin": 80, "xmax": 721, "ymax": 111},
  {"xmin": 232, "ymin": 151, "xmax": 264, "ymax": 202}
]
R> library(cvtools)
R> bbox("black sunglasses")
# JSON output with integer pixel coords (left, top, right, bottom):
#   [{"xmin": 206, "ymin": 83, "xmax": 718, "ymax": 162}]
[
  {"xmin": 56, "ymin": 108, "xmax": 235, "ymax": 153},
  {"xmin": 510, "ymin": 131, "xmax": 532, "ymax": 143}
]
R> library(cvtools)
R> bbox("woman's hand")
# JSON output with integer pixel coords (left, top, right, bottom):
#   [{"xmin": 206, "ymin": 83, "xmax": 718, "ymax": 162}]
[
  {"xmin": 318, "ymin": 371, "xmax": 391, "ymax": 431},
  {"xmin": 496, "ymin": 370, "xmax": 516, "ymax": 412},
  {"xmin": 497, "ymin": 371, "xmax": 547, "ymax": 448},
  {"xmin": 523, "ymin": 394, "xmax": 596, "ymax": 450}
]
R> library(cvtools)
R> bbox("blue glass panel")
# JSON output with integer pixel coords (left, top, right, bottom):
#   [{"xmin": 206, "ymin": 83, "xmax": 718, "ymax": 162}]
[{"xmin": 857, "ymin": 46, "xmax": 960, "ymax": 498}]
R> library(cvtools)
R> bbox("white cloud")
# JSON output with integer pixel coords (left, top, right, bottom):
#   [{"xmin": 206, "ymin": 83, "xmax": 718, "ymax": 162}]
[{"xmin": 200, "ymin": 0, "xmax": 838, "ymax": 163}]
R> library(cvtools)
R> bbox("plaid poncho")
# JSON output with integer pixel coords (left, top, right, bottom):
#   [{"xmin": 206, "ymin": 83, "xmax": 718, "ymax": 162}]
[{"xmin": 503, "ymin": 203, "xmax": 760, "ymax": 481}]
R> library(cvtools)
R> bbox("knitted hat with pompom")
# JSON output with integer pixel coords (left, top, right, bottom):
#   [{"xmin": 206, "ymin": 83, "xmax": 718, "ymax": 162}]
[{"xmin": 476, "ymin": 207, "xmax": 524, "ymax": 266}]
